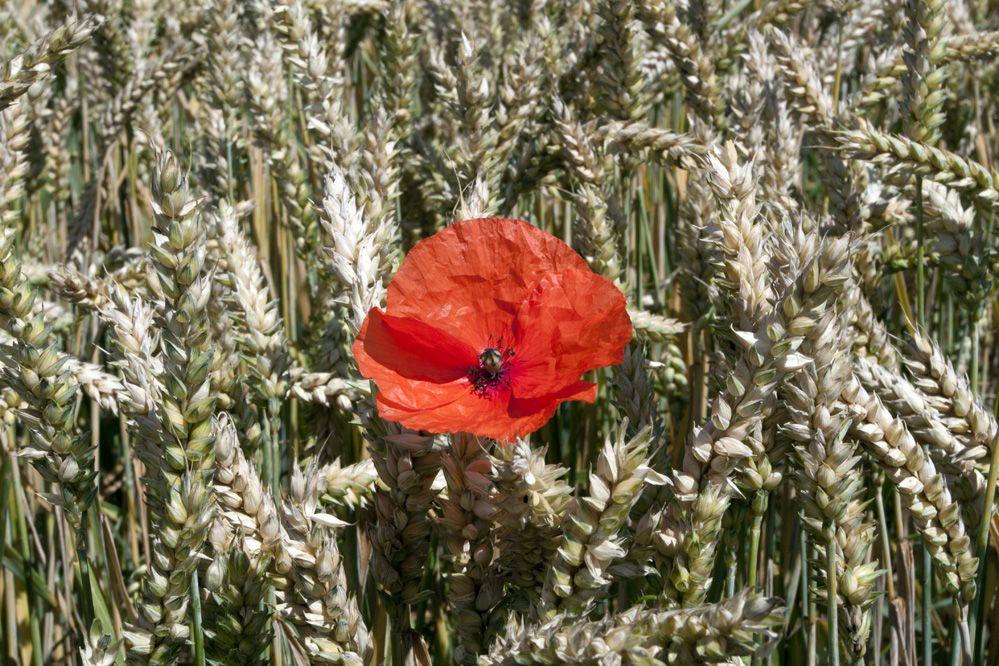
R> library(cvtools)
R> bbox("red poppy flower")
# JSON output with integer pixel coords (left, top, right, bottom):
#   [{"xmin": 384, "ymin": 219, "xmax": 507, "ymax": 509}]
[{"xmin": 353, "ymin": 218, "xmax": 632, "ymax": 441}]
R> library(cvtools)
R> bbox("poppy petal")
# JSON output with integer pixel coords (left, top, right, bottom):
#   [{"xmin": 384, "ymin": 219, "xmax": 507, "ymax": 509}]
[
  {"xmin": 386, "ymin": 218, "xmax": 589, "ymax": 349},
  {"xmin": 375, "ymin": 385, "xmax": 511, "ymax": 439},
  {"xmin": 373, "ymin": 377, "xmax": 470, "ymax": 414},
  {"xmin": 507, "ymin": 380, "xmax": 598, "ymax": 420},
  {"xmin": 354, "ymin": 309, "xmax": 479, "ymax": 384},
  {"xmin": 376, "ymin": 379, "xmax": 597, "ymax": 442},
  {"xmin": 512, "ymin": 269, "xmax": 632, "ymax": 399}
]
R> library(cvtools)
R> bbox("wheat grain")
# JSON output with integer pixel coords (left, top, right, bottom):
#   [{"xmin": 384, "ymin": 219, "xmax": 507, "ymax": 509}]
[{"xmin": 844, "ymin": 373, "xmax": 978, "ymax": 604}]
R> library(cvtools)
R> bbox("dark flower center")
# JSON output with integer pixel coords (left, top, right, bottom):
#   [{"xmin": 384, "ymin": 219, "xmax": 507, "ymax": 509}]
[
  {"xmin": 479, "ymin": 348, "xmax": 504, "ymax": 375},
  {"xmin": 468, "ymin": 341, "xmax": 516, "ymax": 396}
]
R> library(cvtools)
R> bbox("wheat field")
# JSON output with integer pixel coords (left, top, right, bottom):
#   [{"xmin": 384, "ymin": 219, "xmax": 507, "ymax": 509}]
[{"xmin": 1, "ymin": 0, "xmax": 998, "ymax": 664}]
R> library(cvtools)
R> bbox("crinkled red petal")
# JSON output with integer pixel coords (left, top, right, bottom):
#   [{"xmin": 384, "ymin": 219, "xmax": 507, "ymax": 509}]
[
  {"xmin": 512, "ymin": 269, "xmax": 632, "ymax": 399},
  {"xmin": 385, "ymin": 218, "xmax": 589, "ymax": 350},
  {"xmin": 376, "ymin": 378, "xmax": 597, "ymax": 442},
  {"xmin": 354, "ymin": 308, "xmax": 478, "ymax": 386},
  {"xmin": 507, "ymin": 379, "xmax": 598, "ymax": 423}
]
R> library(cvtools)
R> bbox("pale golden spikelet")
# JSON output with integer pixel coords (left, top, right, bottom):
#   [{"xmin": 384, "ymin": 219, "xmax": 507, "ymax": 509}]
[
  {"xmin": 79, "ymin": 620, "xmax": 123, "ymax": 666},
  {"xmin": 0, "ymin": 14, "xmax": 97, "ymax": 111},
  {"xmin": 439, "ymin": 432, "xmax": 497, "ymax": 663},
  {"xmin": 538, "ymin": 422, "xmax": 662, "ymax": 620},
  {"xmin": 489, "ymin": 438, "xmax": 573, "ymax": 609},
  {"xmin": 844, "ymin": 374, "xmax": 978, "ymax": 604},
  {"xmin": 483, "ymin": 589, "xmax": 786, "ymax": 666}
]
